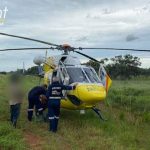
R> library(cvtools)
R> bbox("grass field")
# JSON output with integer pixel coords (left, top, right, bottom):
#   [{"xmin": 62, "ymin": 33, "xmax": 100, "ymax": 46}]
[{"xmin": 0, "ymin": 75, "xmax": 150, "ymax": 150}]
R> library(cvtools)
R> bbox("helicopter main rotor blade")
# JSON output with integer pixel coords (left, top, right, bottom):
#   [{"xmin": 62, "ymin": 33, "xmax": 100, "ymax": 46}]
[
  {"xmin": 0, "ymin": 47, "xmax": 55, "ymax": 51},
  {"xmin": 0, "ymin": 32, "xmax": 59, "ymax": 47},
  {"xmin": 75, "ymin": 51, "xmax": 100, "ymax": 63},
  {"xmin": 76, "ymin": 47, "xmax": 150, "ymax": 52}
]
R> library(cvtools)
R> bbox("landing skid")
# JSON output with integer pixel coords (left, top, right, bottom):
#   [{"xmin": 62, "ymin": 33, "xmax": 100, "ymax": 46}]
[{"xmin": 92, "ymin": 107, "xmax": 107, "ymax": 121}]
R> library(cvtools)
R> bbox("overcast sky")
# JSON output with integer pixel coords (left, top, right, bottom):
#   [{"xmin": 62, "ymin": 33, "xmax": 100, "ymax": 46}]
[{"xmin": 0, "ymin": 0, "xmax": 150, "ymax": 71}]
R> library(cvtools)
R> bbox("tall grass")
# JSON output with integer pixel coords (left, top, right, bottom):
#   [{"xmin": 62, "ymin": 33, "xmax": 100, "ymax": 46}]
[
  {"xmin": 0, "ymin": 75, "xmax": 150, "ymax": 150},
  {"xmin": 107, "ymin": 79, "xmax": 150, "ymax": 123}
]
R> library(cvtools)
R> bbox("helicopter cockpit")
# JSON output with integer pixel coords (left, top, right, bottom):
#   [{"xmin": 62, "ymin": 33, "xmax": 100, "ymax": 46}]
[
  {"xmin": 57, "ymin": 65, "xmax": 101, "ymax": 84},
  {"xmin": 50, "ymin": 55, "xmax": 101, "ymax": 84},
  {"xmin": 66, "ymin": 67, "xmax": 101, "ymax": 84}
]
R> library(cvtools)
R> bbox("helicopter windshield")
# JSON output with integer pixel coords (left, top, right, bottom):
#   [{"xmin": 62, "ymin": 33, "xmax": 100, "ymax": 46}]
[
  {"xmin": 83, "ymin": 67, "xmax": 101, "ymax": 83},
  {"xmin": 66, "ymin": 67, "xmax": 89, "ymax": 83},
  {"xmin": 66, "ymin": 67, "xmax": 101, "ymax": 83}
]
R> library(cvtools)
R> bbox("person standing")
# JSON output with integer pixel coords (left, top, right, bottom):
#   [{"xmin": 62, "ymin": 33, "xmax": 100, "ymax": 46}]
[
  {"xmin": 9, "ymin": 74, "xmax": 24, "ymax": 128},
  {"xmin": 27, "ymin": 84, "xmax": 47, "ymax": 121},
  {"xmin": 47, "ymin": 77, "xmax": 76, "ymax": 133}
]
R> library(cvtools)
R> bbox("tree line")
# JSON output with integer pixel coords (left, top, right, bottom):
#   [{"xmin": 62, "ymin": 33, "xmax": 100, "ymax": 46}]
[
  {"xmin": 84, "ymin": 54, "xmax": 150, "ymax": 79},
  {"xmin": 0, "ymin": 54, "xmax": 150, "ymax": 79}
]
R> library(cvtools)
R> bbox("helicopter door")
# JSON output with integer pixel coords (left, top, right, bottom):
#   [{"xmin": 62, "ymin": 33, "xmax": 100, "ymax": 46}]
[
  {"xmin": 60, "ymin": 67, "xmax": 70, "ymax": 85},
  {"xmin": 57, "ymin": 66, "xmax": 70, "ymax": 98},
  {"xmin": 98, "ymin": 65, "xmax": 112, "ymax": 92},
  {"xmin": 58, "ymin": 61, "xmax": 70, "ymax": 85}
]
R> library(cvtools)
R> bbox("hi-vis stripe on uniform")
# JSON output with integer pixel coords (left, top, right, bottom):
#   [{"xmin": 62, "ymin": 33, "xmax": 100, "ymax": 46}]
[
  {"xmin": 38, "ymin": 108, "xmax": 43, "ymax": 111},
  {"xmin": 52, "ymin": 87, "xmax": 61, "ymax": 90},
  {"xmin": 28, "ymin": 109, "xmax": 34, "ymax": 111},
  {"xmin": 54, "ymin": 116, "xmax": 59, "ymax": 119},
  {"xmin": 49, "ymin": 117, "xmax": 54, "ymax": 120},
  {"xmin": 99, "ymin": 65, "xmax": 112, "ymax": 92},
  {"xmin": 49, "ymin": 97, "xmax": 61, "ymax": 99}
]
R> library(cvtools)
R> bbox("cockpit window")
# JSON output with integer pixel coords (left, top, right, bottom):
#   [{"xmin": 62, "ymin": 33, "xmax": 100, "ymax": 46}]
[
  {"xmin": 66, "ymin": 67, "xmax": 89, "ymax": 83},
  {"xmin": 66, "ymin": 67, "xmax": 101, "ymax": 83},
  {"xmin": 83, "ymin": 68, "xmax": 101, "ymax": 83}
]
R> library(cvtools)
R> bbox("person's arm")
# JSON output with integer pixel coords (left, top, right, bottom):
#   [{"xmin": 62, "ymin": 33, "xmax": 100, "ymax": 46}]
[{"xmin": 62, "ymin": 84, "xmax": 77, "ymax": 90}]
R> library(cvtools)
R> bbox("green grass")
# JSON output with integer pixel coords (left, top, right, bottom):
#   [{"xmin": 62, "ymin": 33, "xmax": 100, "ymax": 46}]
[{"xmin": 0, "ymin": 75, "xmax": 150, "ymax": 150}]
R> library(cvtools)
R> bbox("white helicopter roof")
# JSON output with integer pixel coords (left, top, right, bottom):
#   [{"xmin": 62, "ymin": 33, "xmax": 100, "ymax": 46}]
[
  {"xmin": 33, "ymin": 54, "xmax": 81, "ymax": 66},
  {"xmin": 48, "ymin": 54, "xmax": 81, "ymax": 66}
]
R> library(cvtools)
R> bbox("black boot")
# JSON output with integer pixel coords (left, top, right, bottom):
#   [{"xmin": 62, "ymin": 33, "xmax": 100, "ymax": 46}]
[
  {"xmin": 49, "ymin": 120, "xmax": 53, "ymax": 131},
  {"xmin": 49, "ymin": 119, "xmax": 56, "ymax": 132},
  {"xmin": 53, "ymin": 118, "xmax": 59, "ymax": 132}
]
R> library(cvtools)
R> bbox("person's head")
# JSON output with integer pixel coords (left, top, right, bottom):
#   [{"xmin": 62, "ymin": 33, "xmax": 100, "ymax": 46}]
[
  {"xmin": 39, "ymin": 94, "xmax": 47, "ymax": 104},
  {"xmin": 9, "ymin": 73, "xmax": 21, "ymax": 84}
]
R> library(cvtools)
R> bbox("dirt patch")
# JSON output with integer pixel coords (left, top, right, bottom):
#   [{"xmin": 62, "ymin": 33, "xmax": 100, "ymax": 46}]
[{"xmin": 24, "ymin": 132, "xmax": 44, "ymax": 150}]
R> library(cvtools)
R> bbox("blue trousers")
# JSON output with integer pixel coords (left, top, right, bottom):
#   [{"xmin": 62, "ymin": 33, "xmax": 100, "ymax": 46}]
[
  {"xmin": 28, "ymin": 96, "xmax": 44, "ymax": 121},
  {"xmin": 48, "ymin": 99, "xmax": 60, "ymax": 132},
  {"xmin": 10, "ymin": 103, "xmax": 21, "ymax": 128}
]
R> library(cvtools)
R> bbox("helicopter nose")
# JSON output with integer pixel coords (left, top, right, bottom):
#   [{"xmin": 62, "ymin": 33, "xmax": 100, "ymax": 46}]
[{"xmin": 76, "ymin": 84, "xmax": 106, "ymax": 103}]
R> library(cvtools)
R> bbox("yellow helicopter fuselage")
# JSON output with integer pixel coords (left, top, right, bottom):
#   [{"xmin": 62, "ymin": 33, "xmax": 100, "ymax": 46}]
[
  {"xmin": 43, "ymin": 55, "xmax": 110, "ymax": 110},
  {"xmin": 61, "ymin": 83, "xmax": 106, "ymax": 109}
]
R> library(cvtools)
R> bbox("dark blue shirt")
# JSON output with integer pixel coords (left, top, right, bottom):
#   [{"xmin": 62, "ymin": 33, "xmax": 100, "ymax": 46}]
[
  {"xmin": 47, "ymin": 81, "xmax": 73, "ymax": 100},
  {"xmin": 28, "ymin": 86, "xmax": 46, "ymax": 100}
]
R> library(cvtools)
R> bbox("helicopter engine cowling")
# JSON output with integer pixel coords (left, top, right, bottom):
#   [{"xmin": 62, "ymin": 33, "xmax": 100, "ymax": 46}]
[{"xmin": 33, "ymin": 55, "xmax": 45, "ymax": 65}]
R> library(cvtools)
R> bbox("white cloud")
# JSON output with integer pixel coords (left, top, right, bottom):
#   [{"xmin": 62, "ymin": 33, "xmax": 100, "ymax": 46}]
[{"xmin": 0, "ymin": 0, "xmax": 150, "ymax": 71}]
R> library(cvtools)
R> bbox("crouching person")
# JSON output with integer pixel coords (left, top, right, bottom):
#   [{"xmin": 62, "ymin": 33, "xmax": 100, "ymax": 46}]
[
  {"xmin": 46, "ymin": 77, "xmax": 76, "ymax": 133},
  {"xmin": 27, "ymin": 84, "xmax": 47, "ymax": 121},
  {"xmin": 9, "ymin": 74, "xmax": 24, "ymax": 128}
]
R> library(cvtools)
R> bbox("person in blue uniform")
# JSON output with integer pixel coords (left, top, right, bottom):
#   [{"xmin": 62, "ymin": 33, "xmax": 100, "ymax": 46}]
[
  {"xmin": 47, "ymin": 77, "xmax": 76, "ymax": 132},
  {"xmin": 27, "ymin": 84, "xmax": 47, "ymax": 121}
]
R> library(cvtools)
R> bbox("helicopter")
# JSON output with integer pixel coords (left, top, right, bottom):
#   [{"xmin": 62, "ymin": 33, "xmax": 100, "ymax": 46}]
[{"xmin": 0, "ymin": 32, "xmax": 150, "ymax": 120}]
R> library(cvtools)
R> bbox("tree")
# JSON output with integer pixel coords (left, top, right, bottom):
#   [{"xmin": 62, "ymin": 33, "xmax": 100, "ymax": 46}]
[
  {"xmin": 25, "ymin": 66, "xmax": 38, "ymax": 75},
  {"xmin": 84, "ymin": 58, "xmax": 108, "ymax": 73},
  {"xmin": 84, "ymin": 54, "xmax": 143, "ymax": 79},
  {"xmin": 109, "ymin": 54, "xmax": 141, "ymax": 79}
]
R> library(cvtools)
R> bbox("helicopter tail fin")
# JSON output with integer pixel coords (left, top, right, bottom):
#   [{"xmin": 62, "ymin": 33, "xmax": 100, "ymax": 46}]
[{"xmin": 99, "ymin": 65, "xmax": 112, "ymax": 92}]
